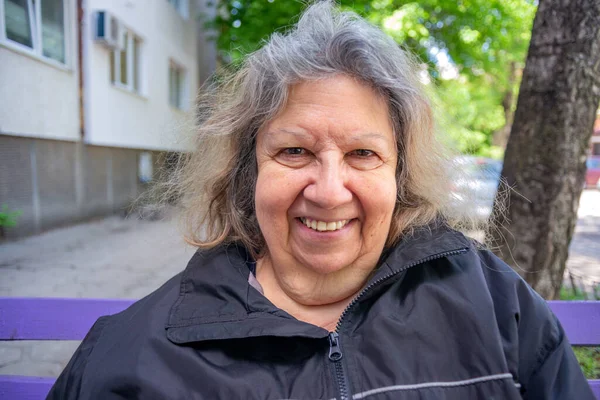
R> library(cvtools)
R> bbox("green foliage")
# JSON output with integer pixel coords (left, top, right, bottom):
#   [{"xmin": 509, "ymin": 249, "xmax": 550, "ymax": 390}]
[
  {"xmin": 0, "ymin": 204, "xmax": 22, "ymax": 228},
  {"xmin": 573, "ymin": 347, "xmax": 600, "ymax": 379},
  {"xmin": 377, "ymin": 0, "xmax": 535, "ymax": 156},
  {"xmin": 209, "ymin": 1, "xmax": 372, "ymax": 61},
  {"xmin": 210, "ymin": 0, "xmax": 537, "ymax": 156},
  {"xmin": 559, "ymin": 286, "xmax": 587, "ymax": 301},
  {"xmin": 434, "ymin": 78, "xmax": 506, "ymax": 155}
]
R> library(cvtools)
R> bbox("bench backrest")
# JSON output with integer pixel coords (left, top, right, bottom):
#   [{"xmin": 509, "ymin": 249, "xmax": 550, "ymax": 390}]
[{"xmin": 0, "ymin": 298, "xmax": 599, "ymax": 399}]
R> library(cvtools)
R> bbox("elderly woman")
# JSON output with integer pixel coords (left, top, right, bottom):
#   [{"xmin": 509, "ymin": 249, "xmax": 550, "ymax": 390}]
[{"xmin": 49, "ymin": 2, "xmax": 592, "ymax": 400}]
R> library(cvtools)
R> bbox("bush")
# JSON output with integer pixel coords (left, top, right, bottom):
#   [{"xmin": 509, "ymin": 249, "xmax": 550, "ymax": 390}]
[
  {"xmin": 574, "ymin": 347, "xmax": 600, "ymax": 379},
  {"xmin": 559, "ymin": 287, "xmax": 587, "ymax": 301},
  {"xmin": 0, "ymin": 204, "xmax": 22, "ymax": 229}
]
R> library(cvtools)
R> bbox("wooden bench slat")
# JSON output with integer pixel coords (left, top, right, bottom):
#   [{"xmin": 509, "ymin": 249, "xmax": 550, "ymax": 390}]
[
  {"xmin": 0, "ymin": 297, "xmax": 135, "ymax": 340},
  {"xmin": 591, "ymin": 380, "xmax": 600, "ymax": 399},
  {"xmin": 1, "ymin": 376, "xmax": 598, "ymax": 399},
  {"xmin": 2, "ymin": 299, "xmax": 597, "ymax": 344},
  {"xmin": 547, "ymin": 301, "xmax": 600, "ymax": 346},
  {"xmin": 0, "ymin": 376, "xmax": 54, "ymax": 400}
]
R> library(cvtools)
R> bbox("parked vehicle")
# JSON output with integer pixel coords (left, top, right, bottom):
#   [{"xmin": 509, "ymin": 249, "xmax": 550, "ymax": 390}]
[
  {"xmin": 451, "ymin": 156, "xmax": 503, "ymax": 224},
  {"xmin": 585, "ymin": 156, "xmax": 600, "ymax": 189}
]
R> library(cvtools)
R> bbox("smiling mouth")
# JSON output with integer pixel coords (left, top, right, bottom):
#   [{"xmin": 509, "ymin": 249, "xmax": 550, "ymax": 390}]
[{"xmin": 298, "ymin": 217, "xmax": 352, "ymax": 232}]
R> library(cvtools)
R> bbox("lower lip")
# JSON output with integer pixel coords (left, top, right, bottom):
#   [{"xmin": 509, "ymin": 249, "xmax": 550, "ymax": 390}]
[{"xmin": 294, "ymin": 218, "xmax": 356, "ymax": 239}]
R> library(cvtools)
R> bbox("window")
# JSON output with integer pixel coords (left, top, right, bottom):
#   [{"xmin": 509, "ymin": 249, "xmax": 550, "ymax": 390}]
[
  {"xmin": 4, "ymin": 0, "xmax": 33, "ymax": 47},
  {"xmin": 109, "ymin": 29, "xmax": 141, "ymax": 93},
  {"xmin": 167, "ymin": 0, "xmax": 188, "ymax": 19},
  {"xmin": 593, "ymin": 143, "xmax": 600, "ymax": 156},
  {"xmin": 2, "ymin": 0, "xmax": 67, "ymax": 64},
  {"xmin": 138, "ymin": 152, "xmax": 153, "ymax": 183},
  {"xmin": 169, "ymin": 62, "xmax": 186, "ymax": 110}
]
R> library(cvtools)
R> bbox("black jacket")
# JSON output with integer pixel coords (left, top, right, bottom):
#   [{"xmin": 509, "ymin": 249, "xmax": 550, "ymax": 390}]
[{"xmin": 48, "ymin": 225, "xmax": 594, "ymax": 400}]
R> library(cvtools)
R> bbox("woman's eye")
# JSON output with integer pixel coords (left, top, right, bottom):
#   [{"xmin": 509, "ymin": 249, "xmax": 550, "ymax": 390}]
[
  {"xmin": 283, "ymin": 147, "xmax": 306, "ymax": 156},
  {"xmin": 275, "ymin": 148, "xmax": 312, "ymax": 167},
  {"xmin": 346, "ymin": 149, "xmax": 382, "ymax": 170},
  {"xmin": 349, "ymin": 149, "xmax": 375, "ymax": 157}
]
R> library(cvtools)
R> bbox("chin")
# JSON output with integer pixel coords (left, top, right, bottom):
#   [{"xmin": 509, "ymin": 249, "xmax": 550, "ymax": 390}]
[{"xmin": 296, "ymin": 254, "xmax": 358, "ymax": 275}]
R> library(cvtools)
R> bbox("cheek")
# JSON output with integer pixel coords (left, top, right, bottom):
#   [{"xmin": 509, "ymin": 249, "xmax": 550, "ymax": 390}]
[
  {"xmin": 355, "ymin": 173, "xmax": 397, "ymax": 228},
  {"xmin": 255, "ymin": 170, "xmax": 302, "ymax": 225}
]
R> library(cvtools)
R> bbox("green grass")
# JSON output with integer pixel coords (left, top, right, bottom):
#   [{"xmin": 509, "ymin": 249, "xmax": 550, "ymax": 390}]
[
  {"xmin": 559, "ymin": 287, "xmax": 600, "ymax": 379},
  {"xmin": 574, "ymin": 347, "xmax": 600, "ymax": 379},
  {"xmin": 559, "ymin": 287, "xmax": 587, "ymax": 300}
]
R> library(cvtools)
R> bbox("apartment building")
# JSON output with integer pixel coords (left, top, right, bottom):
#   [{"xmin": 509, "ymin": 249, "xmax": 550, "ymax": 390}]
[{"xmin": 0, "ymin": 0, "xmax": 216, "ymax": 238}]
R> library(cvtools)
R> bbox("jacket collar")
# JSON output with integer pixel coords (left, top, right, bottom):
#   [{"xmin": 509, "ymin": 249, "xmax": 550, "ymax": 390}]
[{"xmin": 166, "ymin": 223, "xmax": 471, "ymax": 344}]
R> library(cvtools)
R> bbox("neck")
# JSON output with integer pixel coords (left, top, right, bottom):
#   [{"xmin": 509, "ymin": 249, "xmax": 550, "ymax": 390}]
[{"xmin": 255, "ymin": 256, "xmax": 362, "ymax": 330}]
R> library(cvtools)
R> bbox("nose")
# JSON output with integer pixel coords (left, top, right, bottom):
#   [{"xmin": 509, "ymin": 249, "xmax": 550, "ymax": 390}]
[{"xmin": 303, "ymin": 155, "xmax": 353, "ymax": 209}]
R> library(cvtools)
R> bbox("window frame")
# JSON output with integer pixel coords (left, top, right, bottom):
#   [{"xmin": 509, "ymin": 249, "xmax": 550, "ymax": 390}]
[
  {"xmin": 167, "ymin": 0, "xmax": 188, "ymax": 20},
  {"xmin": 110, "ymin": 28, "xmax": 142, "ymax": 95},
  {"xmin": 168, "ymin": 60, "xmax": 187, "ymax": 111},
  {"xmin": 0, "ymin": 0, "xmax": 71, "ymax": 68}
]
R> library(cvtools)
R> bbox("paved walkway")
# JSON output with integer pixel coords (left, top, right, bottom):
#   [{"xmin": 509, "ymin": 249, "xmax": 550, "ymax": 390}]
[
  {"xmin": 1, "ymin": 191, "xmax": 599, "ymax": 377},
  {"xmin": 566, "ymin": 190, "xmax": 600, "ymax": 294},
  {"xmin": 0, "ymin": 213, "xmax": 194, "ymax": 377}
]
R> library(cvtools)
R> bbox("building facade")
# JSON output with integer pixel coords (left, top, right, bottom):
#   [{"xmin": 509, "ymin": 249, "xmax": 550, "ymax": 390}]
[{"xmin": 0, "ymin": 0, "xmax": 215, "ymax": 238}]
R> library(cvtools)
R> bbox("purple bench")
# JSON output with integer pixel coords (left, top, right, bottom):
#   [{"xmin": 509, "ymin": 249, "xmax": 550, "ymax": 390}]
[
  {"xmin": 0, "ymin": 298, "xmax": 599, "ymax": 399},
  {"xmin": 0, "ymin": 298, "xmax": 135, "ymax": 400}
]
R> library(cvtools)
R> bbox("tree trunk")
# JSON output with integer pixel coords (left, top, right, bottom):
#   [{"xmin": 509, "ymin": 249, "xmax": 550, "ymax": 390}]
[
  {"xmin": 492, "ymin": 62, "xmax": 518, "ymax": 149},
  {"xmin": 487, "ymin": 0, "xmax": 600, "ymax": 299}
]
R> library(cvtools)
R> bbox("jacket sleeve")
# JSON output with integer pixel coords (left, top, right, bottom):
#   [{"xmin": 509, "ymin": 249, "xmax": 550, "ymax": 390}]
[
  {"xmin": 477, "ymin": 249, "xmax": 594, "ymax": 399},
  {"xmin": 511, "ymin": 275, "xmax": 595, "ymax": 399},
  {"xmin": 46, "ymin": 317, "xmax": 109, "ymax": 400},
  {"xmin": 521, "ymin": 325, "xmax": 595, "ymax": 399}
]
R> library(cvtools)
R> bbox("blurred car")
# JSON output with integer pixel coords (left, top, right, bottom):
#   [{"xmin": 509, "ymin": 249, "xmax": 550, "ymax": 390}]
[
  {"xmin": 585, "ymin": 156, "xmax": 600, "ymax": 189},
  {"xmin": 450, "ymin": 156, "xmax": 503, "ymax": 224}
]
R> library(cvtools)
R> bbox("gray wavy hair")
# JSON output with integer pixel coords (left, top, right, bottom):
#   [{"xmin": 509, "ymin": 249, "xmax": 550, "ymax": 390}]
[{"xmin": 165, "ymin": 1, "xmax": 470, "ymax": 258}]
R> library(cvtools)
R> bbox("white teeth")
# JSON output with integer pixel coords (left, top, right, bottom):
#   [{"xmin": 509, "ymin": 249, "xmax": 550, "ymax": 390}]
[{"xmin": 300, "ymin": 218, "xmax": 350, "ymax": 232}]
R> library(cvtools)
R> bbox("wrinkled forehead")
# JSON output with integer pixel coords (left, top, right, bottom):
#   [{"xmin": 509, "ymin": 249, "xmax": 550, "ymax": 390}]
[{"xmin": 257, "ymin": 76, "xmax": 395, "ymax": 147}]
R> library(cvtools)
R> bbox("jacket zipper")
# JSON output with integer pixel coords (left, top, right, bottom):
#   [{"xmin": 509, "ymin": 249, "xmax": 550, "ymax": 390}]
[
  {"xmin": 328, "ymin": 332, "xmax": 349, "ymax": 400},
  {"xmin": 327, "ymin": 247, "xmax": 469, "ymax": 400}
]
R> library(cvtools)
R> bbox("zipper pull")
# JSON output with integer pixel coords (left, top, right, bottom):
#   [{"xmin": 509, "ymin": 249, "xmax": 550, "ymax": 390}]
[{"xmin": 328, "ymin": 332, "xmax": 343, "ymax": 361}]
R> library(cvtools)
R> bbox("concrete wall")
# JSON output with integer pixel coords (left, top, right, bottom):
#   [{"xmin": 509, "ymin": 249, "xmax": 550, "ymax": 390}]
[
  {"xmin": 0, "ymin": 136, "xmax": 76, "ymax": 236},
  {"xmin": 0, "ymin": 136, "xmax": 37, "ymax": 236},
  {"xmin": 0, "ymin": 0, "xmax": 80, "ymax": 142},
  {"xmin": 84, "ymin": 0, "xmax": 199, "ymax": 151},
  {"xmin": 0, "ymin": 135, "xmax": 165, "ymax": 239}
]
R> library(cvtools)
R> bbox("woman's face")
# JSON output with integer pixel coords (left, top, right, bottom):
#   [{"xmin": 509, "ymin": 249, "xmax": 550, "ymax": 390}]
[{"xmin": 255, "ymin": 75, "xmax": 397, "ymax": 284}]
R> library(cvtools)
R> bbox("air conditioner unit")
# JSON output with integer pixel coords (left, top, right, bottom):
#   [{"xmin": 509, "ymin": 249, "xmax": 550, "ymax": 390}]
[{"xmin": 94, "ymin": 11, "xmax": 123, "ymax": 50}]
